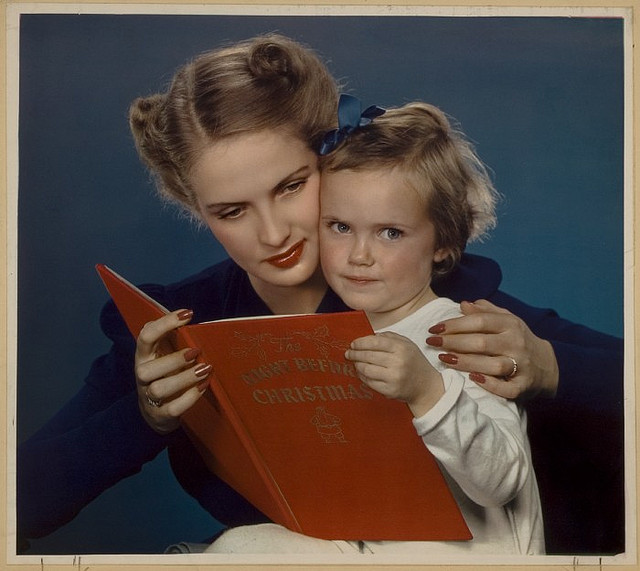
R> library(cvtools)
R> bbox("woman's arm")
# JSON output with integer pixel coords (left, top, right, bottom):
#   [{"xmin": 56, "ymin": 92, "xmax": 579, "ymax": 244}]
[
  {"xmin": 424, "ymin": 293, "xmax": 625, "ymax": 553},
  {"xmin": 16, "ymin": 307, "xmax": 170, "ymax": 544},
  {"xmin": 16, "ymin": 299, "xmax": 190, "ymax": 544},
  {"xmin": 17, "ymin": 384, "xmax": 169, "ymax": 542},
  {"xmin": 426, "ymin": 293, "xmax": 623, "ymax": 412}
]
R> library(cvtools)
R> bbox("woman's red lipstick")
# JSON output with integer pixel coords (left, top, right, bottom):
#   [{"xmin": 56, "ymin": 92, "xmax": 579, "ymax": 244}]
[{"xmin": 266, "ymin": 240, "xmax": 305, "ymax": 269}]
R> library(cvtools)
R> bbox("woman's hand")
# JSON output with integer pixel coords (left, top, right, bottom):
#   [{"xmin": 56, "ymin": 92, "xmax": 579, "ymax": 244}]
[
  {"xmin": 426, "ymin": 299, "xmax": 559, "ymax": 400},
  {"xmin": 346, "ymin": 331, "xmax": 444, "ymax": 418},
  {"xmin": 135, "ymin": 309, "xmax": 212, "ymax": 434}
]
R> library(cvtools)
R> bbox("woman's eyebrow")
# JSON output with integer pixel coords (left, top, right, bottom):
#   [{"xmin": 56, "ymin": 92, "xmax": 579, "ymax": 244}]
[
  {"xmin": 274, "ymin": 165, "xmax": 313, "ymax": 188},
  {"xmin": 204, "ymin": 201, "xmax": 243, "ymax": 211},
  {"xmin": 204, "ymin": 165, "xmax": 315, "ymax": 210}
]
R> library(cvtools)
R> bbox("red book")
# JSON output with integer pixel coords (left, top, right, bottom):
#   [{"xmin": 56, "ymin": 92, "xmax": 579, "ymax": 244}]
[{"xmin": 96, "ymin": 264, "xmax": 471, "ymax": 541}]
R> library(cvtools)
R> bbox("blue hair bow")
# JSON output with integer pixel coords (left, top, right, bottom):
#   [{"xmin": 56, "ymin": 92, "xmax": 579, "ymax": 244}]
[{"xmin": 319, "ymin": 94, "xmax": 386, "ymax": 155}]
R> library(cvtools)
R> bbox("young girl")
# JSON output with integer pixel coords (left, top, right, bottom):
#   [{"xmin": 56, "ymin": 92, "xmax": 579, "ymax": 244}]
[
  {"xmin": 320, "ymin": 98, "xmax": 544, "ymax": 555},
  {"xmin": 207, "ymin": 98, "xmax": 544, "ymax": 555}
]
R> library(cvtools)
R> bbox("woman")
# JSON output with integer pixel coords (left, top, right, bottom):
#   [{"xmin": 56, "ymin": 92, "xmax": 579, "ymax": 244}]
[{"xmin": 17, "ymin": 33, "xmax": 624, "ymax": 555}]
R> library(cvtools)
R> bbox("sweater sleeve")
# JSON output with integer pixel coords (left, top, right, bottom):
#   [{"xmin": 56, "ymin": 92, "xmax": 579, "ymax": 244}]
[
  {"xmin": 413, "ymin": 370, "xmax": 531, "ymax": 508},
  {"xmin": 437, "ymin": 255, "xmax": 624, "ymax": 414},
  {"xmin": 486, "ymin": 292, "xmax": 625, "ymax": 554},
  {"xmin": 17, "ymin": 300, "xmax": 171, "ymax": 542},
  {"xmin": 487, "ymin": 291, "xmax": 624, "ymax": 414}
]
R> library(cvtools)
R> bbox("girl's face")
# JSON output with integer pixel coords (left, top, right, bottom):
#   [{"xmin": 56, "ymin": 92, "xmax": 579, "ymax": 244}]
[
  {"xmin": 190, "ymin": 129, "xmax": 322, "ymax": 295},
  {"xmin": 320, "ymin": 168, "xmax": 447, "ymax": 329}
]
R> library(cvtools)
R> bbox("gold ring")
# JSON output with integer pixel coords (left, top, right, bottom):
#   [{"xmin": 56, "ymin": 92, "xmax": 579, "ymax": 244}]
[{"xmin": 145, "ymin": 387, "xmax": 163, "ymax": 408}]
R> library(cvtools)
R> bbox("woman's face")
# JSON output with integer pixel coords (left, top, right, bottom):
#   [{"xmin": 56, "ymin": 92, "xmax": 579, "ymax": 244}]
[{"xmin": 190, "ymin": 129, "xmax": 322, "ymax": 293}]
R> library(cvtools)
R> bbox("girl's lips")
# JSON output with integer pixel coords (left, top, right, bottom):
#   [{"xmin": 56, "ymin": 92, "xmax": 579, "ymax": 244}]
[
  {"xmin": 266, "ymin": 240, "xmax": 305, "ymax": 269},
  {"xmin": 345, "ymin": 275, "xmax": 377, "ymax": 285}
]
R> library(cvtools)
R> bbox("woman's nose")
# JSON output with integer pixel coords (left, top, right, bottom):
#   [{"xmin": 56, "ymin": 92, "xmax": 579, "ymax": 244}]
[{"xmin": 257, "ymin": 208, "xmax": 290, "ymax": 247}]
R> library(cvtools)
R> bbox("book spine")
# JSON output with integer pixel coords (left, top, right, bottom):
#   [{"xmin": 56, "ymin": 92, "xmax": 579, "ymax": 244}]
[{"xmin": 177, "ymin": 326, "xmax": 301, "ymax": 532}]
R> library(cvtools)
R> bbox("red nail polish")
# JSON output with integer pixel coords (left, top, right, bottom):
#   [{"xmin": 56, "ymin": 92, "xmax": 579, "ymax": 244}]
[
  {"xmin": 470, "ymin": 372, "xmax": 486, "ymax": 384},
  {"xmin": 177, "ymin": 309, "xmax": 194, "ymax": 321},
  {"xmin": 429, "ymin": 323, "xmax": 446, "ymax": 334},
  {"xmin": 438, "ymin": 353, "xmax": 458, "ymax": 365},
  {"xmin": 195, "ymin": 364, "xmax": 212, "ymax": 378},
  {"xmin": 184, "ymin": 348, "xmax": 200, "ymax": 362},
  {"xmin": 197, "ymin": 379, "xmax": 209, "ymax": 392},
  {"xmin": 426, "ymin": 336, "xmax": 443, "ymax": 347}
]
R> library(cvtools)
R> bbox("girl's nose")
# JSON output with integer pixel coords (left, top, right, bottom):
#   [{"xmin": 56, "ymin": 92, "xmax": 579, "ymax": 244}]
[{"xmin": 348, "ymin": 237, "xmax": 374, "ymax": 266}]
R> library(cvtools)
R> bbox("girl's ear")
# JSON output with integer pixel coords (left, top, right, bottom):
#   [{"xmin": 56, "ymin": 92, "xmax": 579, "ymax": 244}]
[{"xmin": 434, "ymin": 248, "xmax": 450, "ymax": 264}]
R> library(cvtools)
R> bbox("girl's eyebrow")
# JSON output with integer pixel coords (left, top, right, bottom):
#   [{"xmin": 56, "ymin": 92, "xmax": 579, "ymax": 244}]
[{"xmin": 205, "ymin": 165, "xmax": 314, "ymax": 211}]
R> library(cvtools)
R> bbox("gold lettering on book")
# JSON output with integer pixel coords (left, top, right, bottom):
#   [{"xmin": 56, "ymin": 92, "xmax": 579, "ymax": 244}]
[
  {"xmin": 231, "ymin": 326, "xmax": 351, "ymax": 364},
  {"xmin": 252, "ymin": 382, "xmax": 374, "ymax": 405},
  {"xmin": 239, "ymin": 358, "xmax": 358, "ymax": 386},
  {"xmin": 292, "ymin": 358, "xmax": 357, "ymax": 377},
  {"xmin": 269, "ymin": 336, "xmax": 302, "ymax": 353},
  {"xmin": 240, "ymin": 360, "xmax": 292, "ymax": 385}
]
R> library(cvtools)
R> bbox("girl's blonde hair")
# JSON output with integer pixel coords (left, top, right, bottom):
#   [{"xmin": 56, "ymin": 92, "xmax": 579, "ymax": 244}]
[
  {"xmin": 129, "ymin": 34, "xmax": 338, "ymax": 218},
  {"xmin": 320, "ymin": 102, "xmax": 498, "ymax": 275}
]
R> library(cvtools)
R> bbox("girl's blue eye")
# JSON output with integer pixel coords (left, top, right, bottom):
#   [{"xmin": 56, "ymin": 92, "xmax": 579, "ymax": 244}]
[
  {"xmin": 382, "ymin": 228, "xmax": 403, "ymax": 240},
  {"xmin": 330, "ymin": 221, "xmax": 350, "ymax": 234}
]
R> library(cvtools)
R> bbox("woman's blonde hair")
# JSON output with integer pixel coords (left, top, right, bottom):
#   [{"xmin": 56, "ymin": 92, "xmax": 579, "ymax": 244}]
[
  {"xmin": 129, "ymin": 34, "xmax": 338, "ymax": 218},
  {"xmin": 320, "ymin": 102, "xmax": 498, "ymax": 275}
]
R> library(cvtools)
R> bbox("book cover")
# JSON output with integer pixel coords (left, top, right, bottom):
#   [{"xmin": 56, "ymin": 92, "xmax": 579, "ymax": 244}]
[{"xmin": 96, "ymin": 263, "xmax": 471, "ymax": 541}]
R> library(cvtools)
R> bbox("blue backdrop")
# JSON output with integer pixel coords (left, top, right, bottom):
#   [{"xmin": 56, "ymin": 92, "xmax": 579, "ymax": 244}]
[{"xmin": 16, "ymin": 13, "xmax": 624, "ymax": 554}]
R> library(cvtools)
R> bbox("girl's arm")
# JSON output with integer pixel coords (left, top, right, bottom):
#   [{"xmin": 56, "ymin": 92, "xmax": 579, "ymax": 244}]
[
  {"xmin": 347, "ymin": 331, "xmax": 531, "ymax": 508},
  {"xmin": 413, "ymin": 372, "xmax": 530, "ymax": 507}
]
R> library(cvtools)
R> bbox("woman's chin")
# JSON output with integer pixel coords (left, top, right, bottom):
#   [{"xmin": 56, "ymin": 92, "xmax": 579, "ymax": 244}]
[{"xmin": 260, "ymin": 262, "xmax": 322, "ymax": 289}]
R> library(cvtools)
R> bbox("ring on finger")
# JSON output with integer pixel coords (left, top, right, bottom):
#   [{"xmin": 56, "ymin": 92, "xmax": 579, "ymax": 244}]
[
  {"xmin": 505, "ymin": 357, "xmax": 518, "ymax": 379},
  {"xmin": 145, "ymin": 387, "xmax": 163, "ymax": 408}
]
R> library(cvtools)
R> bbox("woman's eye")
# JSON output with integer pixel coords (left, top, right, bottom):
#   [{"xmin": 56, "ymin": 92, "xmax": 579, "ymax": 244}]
[
  {"xmin": 281, "ymin": 180, "xmax": 305, "ymax": 194},
  {"xmin": 217, "ymin": 206, "xmax": 244, "ymax": 220},
  {"xmin": 330, "ymin": 221, "xmax": 350, "ymax": 234},
  {"xmin": 381, "ymin": 227, "xmax": 403, "ymax": 240}
]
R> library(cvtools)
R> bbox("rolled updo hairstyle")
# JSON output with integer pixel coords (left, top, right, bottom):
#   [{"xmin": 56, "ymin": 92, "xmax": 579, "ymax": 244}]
[
  {"xmin": 319, "ymin": 102, "xmax": 499, "ymax": 276},
  {"xmin": 129, "ymin": 34, "xmax": 339, "ymax": 218}
]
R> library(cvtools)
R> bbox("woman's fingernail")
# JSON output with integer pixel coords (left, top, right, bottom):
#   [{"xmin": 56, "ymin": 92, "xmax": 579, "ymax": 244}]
[
  {"xmin": 470, "ymin": 372, "xmax": 486, "ymax": 384},
  {"xmin": 177, "ymin": 309, "xmax": 194, "ymax": 321},
  {"xmin": 197, "ymin": 379, "xmax": 209, "ymax": 392},
  {"xmin": 426, "ymin": 336, "xmax": 443, "ymax": 347},
  {"xmin": 429, "ymin": 323, "xmax": 446, "ymax": 334},
  {"xmin": 184, "ymin": 348, "xmax": 200, "ymax": 362},
  {"xmin": 438, "ymin": 353, "xmax": 458, "ymax": 365},
  {"xmin": 195, "ymin": 364, "xmax": 212, "ymax": 378}
]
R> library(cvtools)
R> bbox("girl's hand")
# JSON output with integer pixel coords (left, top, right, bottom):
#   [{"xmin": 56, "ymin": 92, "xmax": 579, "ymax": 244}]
[
  {"xmin": 426, "ymin": 299, "xmax": 559, "ymax": 400},
  {"xmin": 134, "ymin": 310, "xmax": 212, "ymax": 434},
  {"xmin": 345, "ymin": 331, "xmax": 444, "ymax": 418}
]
